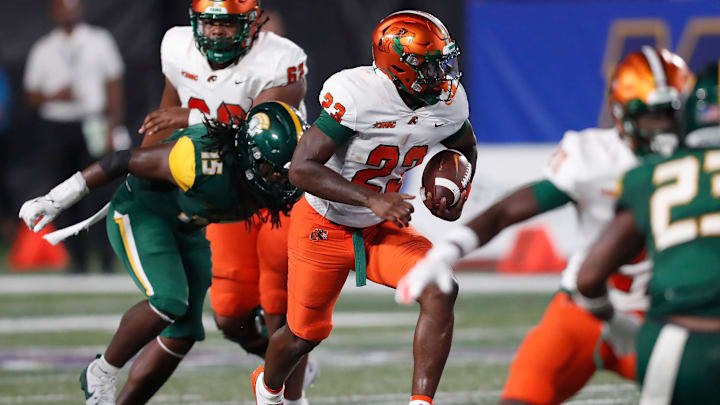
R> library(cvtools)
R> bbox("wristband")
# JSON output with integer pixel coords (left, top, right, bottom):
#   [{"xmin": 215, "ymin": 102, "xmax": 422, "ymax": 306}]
[
  {"xmin": 98, "ymin": 149, "xmax": 132, "ymax": 179},
  {"xmin": 426, "ymin": 225, "xmax": 479, "ymax": 266},
  {"xmin": 188, "ymin": 108, "xmax": 204, "ymax": 126}
]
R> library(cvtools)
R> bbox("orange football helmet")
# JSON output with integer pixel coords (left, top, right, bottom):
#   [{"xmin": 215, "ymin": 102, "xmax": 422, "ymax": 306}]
[
  {"xmin": 609, "ymin": 46, "xmax": 692, "ymax": 154},
  {"xmin": 190, "ymin": 0, "xmax": 263, "ymax": 64},
  {"xmin": 372, "ymin": 10, "xmax": 461, "ymax": 105}
]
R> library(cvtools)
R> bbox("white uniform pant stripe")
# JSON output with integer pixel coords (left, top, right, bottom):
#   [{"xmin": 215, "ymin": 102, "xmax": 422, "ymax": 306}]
[
  {"xmin": 113, "ymin": 211, "xmax": 155, "ymax": 296},
  {"xmin": 639, "ymin": 323, "xmax": 689, "ymax": 405}
]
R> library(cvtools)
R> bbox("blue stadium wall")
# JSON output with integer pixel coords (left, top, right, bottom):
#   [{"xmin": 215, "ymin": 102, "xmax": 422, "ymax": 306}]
[{"xmin": 464, "ymin": 0, "xmax": 720, "ymax": 143}]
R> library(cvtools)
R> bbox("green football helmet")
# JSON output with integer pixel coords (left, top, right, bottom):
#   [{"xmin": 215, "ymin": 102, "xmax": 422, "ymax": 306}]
[
  {"xmin": 237, "ymin": 101, "xmax": 306, "ymax": 215},
  {"xmin": 683, "ymin": 62, "xmax": 720, "ymax": 149},
  {"xmin": 189, "ymin": 0, "xmax": 262, "ymax": 65}
]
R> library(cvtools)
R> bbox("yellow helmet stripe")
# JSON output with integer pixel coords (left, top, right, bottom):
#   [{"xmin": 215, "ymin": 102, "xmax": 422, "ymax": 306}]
[{"xmin": 275, "ymin": 101, "xmax": 303, "ymax": 139}]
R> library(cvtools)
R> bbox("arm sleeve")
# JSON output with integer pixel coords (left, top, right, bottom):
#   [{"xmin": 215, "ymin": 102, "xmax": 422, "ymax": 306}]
[
  {"xmin": 99, "ymin": 31, "xmax": 124, "ymax": 80},
  {"xmin": 530, "ymin": 179, "xmax": 573, "ymax": 212},
  {"xmin": 168, "ymin": 136, "xmax": 197, "ymax": 191},
  {"xmin": 314, "ymin": 109, "xmax": 355, "ymax": 145}
]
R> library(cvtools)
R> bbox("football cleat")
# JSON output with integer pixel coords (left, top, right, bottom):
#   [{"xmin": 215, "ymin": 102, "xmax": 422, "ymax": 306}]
[
  {"xmin": 79, "ymin": 354, "xmax": 117, "ymax": 405},
  {"xmin": 251, "ymin": 365, "xmax": 284, "ymax": 405},
  {"xmin": 302, "ymin": 356, "xmax": 320, "ymax": 391}
]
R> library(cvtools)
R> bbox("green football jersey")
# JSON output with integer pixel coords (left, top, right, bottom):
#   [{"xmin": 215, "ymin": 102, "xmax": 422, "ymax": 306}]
[
  {"xmin": 117, "ymin": 124, "xmax": 258, "ymax": 229},
  {"xmin": 618, "ymin": 148, "xmax": 720, "ymax": 318}
]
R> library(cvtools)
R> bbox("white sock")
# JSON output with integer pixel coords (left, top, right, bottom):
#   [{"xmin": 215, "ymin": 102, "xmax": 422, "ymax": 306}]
[
  {"xmin": 257, "ymin": 372, "xmax": 284, "ymax": 404},
  {"xmin": 284, "ymin": 397, "xmax": 309, "ymax": 405},
  {"xmin": 92, "ymin": 355, "xmax": 120, "ymax": 377}
]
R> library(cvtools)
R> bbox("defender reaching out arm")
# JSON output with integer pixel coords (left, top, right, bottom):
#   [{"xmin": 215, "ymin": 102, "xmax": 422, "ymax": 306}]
[{"xmin": 19, "ymin": 143, "xmax": 177, "ymax": 232}]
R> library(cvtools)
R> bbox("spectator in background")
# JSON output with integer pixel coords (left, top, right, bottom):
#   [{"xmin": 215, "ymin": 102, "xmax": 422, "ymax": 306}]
[{"xmin": 23, "ymin": 0, "xmax": 126, "ymax": 273}]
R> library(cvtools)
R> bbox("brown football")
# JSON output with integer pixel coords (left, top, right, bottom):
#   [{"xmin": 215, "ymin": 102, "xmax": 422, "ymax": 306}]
[{"xmin": 421, "ymin": 149, "xmax": 472, "ymax": 209}]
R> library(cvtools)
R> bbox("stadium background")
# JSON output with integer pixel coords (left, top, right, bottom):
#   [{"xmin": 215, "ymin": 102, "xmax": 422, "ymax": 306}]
[
  {"xmin": 1, "ymin": 0, "xmax": 719, "ymax": 271},
  {"xmin": 0, "ymin": 1, "xmax": 718, "ymax": 403}
]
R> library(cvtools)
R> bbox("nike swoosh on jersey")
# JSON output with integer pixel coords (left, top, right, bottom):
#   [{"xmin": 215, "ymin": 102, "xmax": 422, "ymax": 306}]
[{"xmin": 434, "ymin": 122, "xmax": 449, "ymax": 127}]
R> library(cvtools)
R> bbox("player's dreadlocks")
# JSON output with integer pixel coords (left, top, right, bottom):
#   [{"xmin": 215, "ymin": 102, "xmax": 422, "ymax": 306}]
[{"xmin": 201, "ymin": 115, "xmax": 289, "ymax": 228}]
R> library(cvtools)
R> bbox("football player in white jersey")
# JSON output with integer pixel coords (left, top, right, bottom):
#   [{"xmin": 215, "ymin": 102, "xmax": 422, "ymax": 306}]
[
  {"xmin": 250, "ymin": 10, "xmax": 477, "ymax": 405},
  {"xmin": 82, "ymin": 1, "xmax": 312, "ymax": 404},
  {"xmin": 396, "ymin": 48, "xmax": 692, "ymax": 405}
]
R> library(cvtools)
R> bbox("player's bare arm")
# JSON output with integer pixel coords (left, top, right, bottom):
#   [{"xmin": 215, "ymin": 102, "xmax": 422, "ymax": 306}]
[
  {"xmin": 425, "ymin": 121, "xmax": 477, "ymax": 220},
  {"xmin": 82, "ymin": 143, "xmax": 175, "ymax": 189},
  {"xmin": 441, "ymin": 120, "xmax": 477, "ymax": 177},
  {"xmin": 251, "ymin": 78, "xmax": 306, "ymax": 110},
  {"xmin": 141, "ymin": 78, "xmax": 306, "ymax": 146},
  {"xmin": 19, "ymin": 143, "xmax": 176, "ymax": 232},
  {"xmin": 466, "ymin": 185, "xmax": 543, "ymax": 246},
  {"xmin": 289, "ymin": 125, "xmax": 415, "ymax": 228},
  {"xmin": 576, "ymin": 209, "xmax": 645, "ymax": 318},
  {"xmin": 139, "ymin": 78, "xmax": 183, "ymax": 145}
]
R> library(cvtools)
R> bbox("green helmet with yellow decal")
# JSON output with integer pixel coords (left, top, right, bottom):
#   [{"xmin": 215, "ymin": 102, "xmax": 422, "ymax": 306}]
[
  {"xmin": 237, "ymin": 101, "xmax": 306, "ymax": 217},
  {"xmin": 683, "ymin": 62, "xmax": 720, "ymax": 149}
]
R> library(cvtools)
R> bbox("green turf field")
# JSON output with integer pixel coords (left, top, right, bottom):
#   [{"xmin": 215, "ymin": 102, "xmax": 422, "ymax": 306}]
[{"xmin": 0, "ymin": 289, "xmax": 639, "ymax": 404}]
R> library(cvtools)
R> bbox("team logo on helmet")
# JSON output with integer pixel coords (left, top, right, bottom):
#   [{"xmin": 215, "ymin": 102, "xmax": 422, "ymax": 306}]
[
  {"xmin": 247, "ymin": 112, "xmax": 271, "ymax": 137},
  {"xmin": 377, "ymin": 27, "xmax": 416, "ymax": 54}
]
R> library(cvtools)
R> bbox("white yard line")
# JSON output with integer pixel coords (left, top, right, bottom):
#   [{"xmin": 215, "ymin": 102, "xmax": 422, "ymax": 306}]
[
  {"xmin": 0, "ymin": 273, "xmax": 560, "ymax": 295},
  {"xmin": 0, "ymin": 394, "xmax": 74, "ymax": 404},
  {"xmin": 0, "ymin": 312, "xmax": 418, "ymax": 334},
  {"xmin": 0, "ymin": 384, "xmax": 637, "ymax": 405}
]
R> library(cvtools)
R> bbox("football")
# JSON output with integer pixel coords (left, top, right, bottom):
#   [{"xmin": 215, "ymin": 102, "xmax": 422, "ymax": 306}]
[{"xmin": 421, "ymin": 149, "xmax": 472, "ymax": 209}]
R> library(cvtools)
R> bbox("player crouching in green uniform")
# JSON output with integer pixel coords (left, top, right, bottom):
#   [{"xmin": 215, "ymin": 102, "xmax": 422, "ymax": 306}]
[
  {"xmin": 576, "ymin": 64, "xmax": 720, "ymax": 405},
  {"xmin": 19, "ymin": 101, "xmax": 305, "ymax": 405}
]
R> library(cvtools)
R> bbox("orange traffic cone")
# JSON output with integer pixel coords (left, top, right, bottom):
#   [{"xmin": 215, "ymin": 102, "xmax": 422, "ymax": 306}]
[
  {"xmin": 496, "ymin": 227, "xmax": 566, "ymax": 273},
  {"xmin": 7, "ymin": 221, "xmax": 68, "ymax": 271}
]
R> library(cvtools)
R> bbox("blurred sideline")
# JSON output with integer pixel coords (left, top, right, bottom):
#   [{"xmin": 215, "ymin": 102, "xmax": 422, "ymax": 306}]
[{"xmin": 0, "ymin": 273, "xmax": 560, "ymax": 295}]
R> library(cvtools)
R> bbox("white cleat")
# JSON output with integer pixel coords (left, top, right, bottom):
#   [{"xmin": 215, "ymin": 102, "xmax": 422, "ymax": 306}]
[
  {"xmin": 79, "ymin": 355, "xmax": 117, "ymax": 405},
  {"xmin": 302, "ymin": 357, "xmax": 320, "ymax": 391}
]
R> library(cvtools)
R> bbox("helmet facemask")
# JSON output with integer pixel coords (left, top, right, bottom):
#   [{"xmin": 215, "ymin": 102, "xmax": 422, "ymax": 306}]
[
  {"xmin": 395, "ymin": 40, "xmax": 462, "ymax": 105},
  {"xmin": 615, "ymin": 92, "xmax": 683, "ymax": 157},
  {"xmin": 235, "ymin": 104, "xmax": 305, "ymax": 225},
  {"xmin": 240, "ymin": 143, "xmax": 301, "ymax": 213},
  {"xmin": 189, "ymin": 8, "xmax": 260, "ymax": 64}
]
